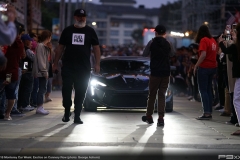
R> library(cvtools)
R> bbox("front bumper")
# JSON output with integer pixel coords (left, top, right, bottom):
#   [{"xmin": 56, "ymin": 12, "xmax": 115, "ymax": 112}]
[{"xmin": 87, "ymin": 87, "xmax": 173, "ymax": 109}]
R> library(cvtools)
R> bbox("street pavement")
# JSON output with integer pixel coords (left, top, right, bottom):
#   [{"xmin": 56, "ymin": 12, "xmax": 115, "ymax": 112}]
[{"xmin": 0, "ymin": 91, "xmax": 240, "ymax": 160}]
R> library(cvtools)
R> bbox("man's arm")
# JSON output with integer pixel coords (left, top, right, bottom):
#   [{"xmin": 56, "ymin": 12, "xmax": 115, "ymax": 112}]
[
  {"xmin": 92, "ymin": 45, "xmax": 101, "ymax": 74},
  {"xmin": 0, "ymin": 6, "xmax": 17, "ymax": 45},
  {"xmin": 52, "ymin": 44, "xmax": 65, "ymax": 73},
  {"xmin": 53, "ymin": 44, "xmax": 64, "ymax": 65}
]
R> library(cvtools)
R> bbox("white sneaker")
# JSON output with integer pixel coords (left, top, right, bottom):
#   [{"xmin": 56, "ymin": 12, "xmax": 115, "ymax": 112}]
[
  {"xmin": 218, "ymin": 108, "xmax": 225, "ymax": 112},
  {"xmin": 22, "ymin": 105, "xmax": 35, "ymax": 111},
  {"xmin": 213, "ymin": 103, "xmax": 220, "ymax": 108},
  {"xmin": 187, "ymin": 96, "xmax": 193, "ymax": 100},
  {"xmin": 36, "ymin": 106, "xmax": 49, "ymax": 115}
]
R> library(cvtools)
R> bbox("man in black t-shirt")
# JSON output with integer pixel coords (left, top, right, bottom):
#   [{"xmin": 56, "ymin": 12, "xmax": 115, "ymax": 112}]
[{"xmin": 53, "ymin": 9, "xmax": 101, "ymax": 124}]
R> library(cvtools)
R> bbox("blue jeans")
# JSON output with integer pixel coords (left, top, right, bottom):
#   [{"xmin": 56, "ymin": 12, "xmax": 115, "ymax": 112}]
[
  {"xmin": 37, "ymin": 77, "xmax": 47, "ymax": 105},
  {"xmin": 46, "ymin": 78, "xmax": 53, "ymax": 93},
  {"xmin": 197, "ymin": 67, "xmax": 217, "ymax": 114},
  {"xmin": 12, "ymin": 68, "xmax": 22, "ymax": 111}
]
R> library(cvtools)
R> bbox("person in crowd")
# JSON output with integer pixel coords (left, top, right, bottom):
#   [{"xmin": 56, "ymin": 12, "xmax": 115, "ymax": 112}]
[
  {"xmin": 9, "ymin": 22, "xmax": 26, "ymax": 117},
  {"xmin": 218, "ymin": 23, "xmax": 240, "ymax": 135},
  {"xmin": 215, "ymin": 47, "xmax": 231, "ymax": 116},
  {"xmin": 194, "ymin": 25, "xmax": 217, "ymax": 120},
  {"xmin": 0, "ymin": 5, "xmax": 17, "ymax": 71},
  {"xmin": 0, "ymin": 24, "xmax": 25, "ymax": 120},
  {"xmin": 45, "ymin": 42, "xmax": 54, "ymax": 103},
  {"xmin": 29, "ymin": 33, "xmax": 38, "ymax": 54},
  {"xmin": 141, "ymin": 25, "xmax": 172, "ymax": 126},
  {"xmin": 29, "ymin": 33, "xmax": 39, "ymax": 107},
  {"xmin": 224, "ymin": 43, "xmax": 238, "ymax": 125},
  {"xmin": 32, "ymin": 30, "xmax": 52, "ymax": 115},
  {"xmin": 52, "ymin": 9, "xmax": 101, "ymax": 124},
  {"xmin": 18, "ymin": 34, "xmax": 35, "ymax": 112},
  {"xmin": 188, "ymin": 43, "xmax": 200, "ymax": 102}
]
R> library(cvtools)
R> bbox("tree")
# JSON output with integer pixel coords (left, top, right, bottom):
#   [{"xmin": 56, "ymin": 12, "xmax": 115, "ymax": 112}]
[{"xmin": 41, "ymin": 0, "xmax": 59, "ymax": 31}]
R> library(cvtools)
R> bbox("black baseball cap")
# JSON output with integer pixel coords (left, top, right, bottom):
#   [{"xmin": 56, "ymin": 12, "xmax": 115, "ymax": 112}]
[
  {"xmin": 74, "ymin": 9, "xmax": 87, "ymax": 17},
  {"xmin": 154, "ymin": 25, "xmax": 166, "ymax": 34}
]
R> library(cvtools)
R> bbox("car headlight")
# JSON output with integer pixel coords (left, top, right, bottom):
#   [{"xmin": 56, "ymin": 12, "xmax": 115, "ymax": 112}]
[{"xmin": 90, "ymin": 80, "xmax": 107, "ymax": 87}]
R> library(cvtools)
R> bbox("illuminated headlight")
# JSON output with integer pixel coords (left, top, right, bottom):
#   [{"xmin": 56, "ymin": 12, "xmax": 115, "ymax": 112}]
[{"xmin": 90, "ymin": 80, "xmax": 106, "ymax": 87}]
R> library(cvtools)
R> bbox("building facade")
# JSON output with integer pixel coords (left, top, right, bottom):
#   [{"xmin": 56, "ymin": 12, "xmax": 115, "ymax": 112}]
[
  {"xmin": 182, "ymin": 0, "xmax": 240, "ymax": 36},
  {"xmin": 6, "ymin": 0, "xmax": 42, "ymax": 33},
  {"xmin": 84, "ymin": 0, "xmax": 159, "ymax": 46}
]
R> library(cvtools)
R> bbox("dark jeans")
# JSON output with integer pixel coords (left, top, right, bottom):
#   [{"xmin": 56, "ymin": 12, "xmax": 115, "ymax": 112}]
[
  {"xmin": 61, "ymin": 66, "xmax": 90, "ymax": 117},
  {"xmin": 218, "ymin": 69, "xmax": 228, "ymax": 106},
  {"xmin": 230, "ymin": 92, "xmax": 238, "ymax": 123},
  {"xmin": 146, "ymin": 76, "xmax": 169, "ymax": 117},
  {"xmin": 18, "ymin": 73, "xmax": 33, "ymax": 108},
  {"xmin": 197, "ymin": 67, "xmax": 217, "ymax": 114},
  {"xmin": 193, "ymin": 74, "xmax": 199, "ymax": 101},
  {"xmin": 31, "ymin": 78, "xmax": 39, "ymax": 105},
  {"xmin": 37, "ymin": 77, "xmax": 48, "ymax": 105}
]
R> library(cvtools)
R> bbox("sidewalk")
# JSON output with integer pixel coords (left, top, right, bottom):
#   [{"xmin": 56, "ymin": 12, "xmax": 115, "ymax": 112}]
[{"xmin": 0, "ymin": 91, "xmax": 240, "ymax": 159}]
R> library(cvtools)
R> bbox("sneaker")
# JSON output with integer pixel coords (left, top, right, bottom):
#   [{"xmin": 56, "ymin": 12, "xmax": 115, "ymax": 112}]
[
  {"xmin": 157, "ymin": 118, "xmax": 164, "ymax": 126},
  {"xmin": 10, "ymin": 110, "xmax": 25, "ymax": 117},
  {"xmin": 235, "ymin": 123, "xmax": 240, "ymax": 127},
  {"xmin": 213, "ymin": 103, "xmax": 220, "ymax": 108},
  {"xmin": 220, "ymin": 112, "xmax": 231, "ymax": 117},
  {"xmin": 142, "ymin": 115, "xmax": 154, "ymax": 124},
  {"xmin": 45, "ymin": 97, "xmax": 52, "ymax": 103},
  {"xmin": 62, "ymin": 112, "xmax": 72, "ymax": 122},
  {"xmin": 214, "ymin": 105, "xmax": 223, "ymax": 110},
  {"xmin": 36, "ymin": 107, "xmax": 49, "ymax": 115},
  {"xmin": 21, "ymin": 105, "xmax": 35, "ymax": 111},
  {"xmin": 187, "ymin": 96, "xmax": 193, "ymax": 100},
  {"xmin": 225, "ymin": 121, "xmax": 238, "ymax": 125},
  {"xmin": 196, "ymin": 114, "xmax": 212, "ymax": 120},
  {"xmin": 4, "ymin": 116, "xmax": 12, "ymax": 121},
  {"xmin": 218, "ymin": 108, "xmax": 224, "ymax": 112},
  {"xmin": 190, "ymin": 99, "xmax": 196, "ymax": 102},
  {"xmin": 74, "ymin": 117, "xmax": 83, "ymax": 124}
]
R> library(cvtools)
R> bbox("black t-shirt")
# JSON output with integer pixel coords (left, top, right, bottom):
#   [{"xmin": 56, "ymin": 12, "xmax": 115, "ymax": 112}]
[{"xmin": 59, "ymin": 25, "xmax": 99, "ymax": 71}]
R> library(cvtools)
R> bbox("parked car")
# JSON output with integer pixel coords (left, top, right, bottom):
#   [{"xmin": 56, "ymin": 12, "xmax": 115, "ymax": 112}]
[{"xmin": 84, "ymin": 56, "xmax": 175, "ymax": 112}]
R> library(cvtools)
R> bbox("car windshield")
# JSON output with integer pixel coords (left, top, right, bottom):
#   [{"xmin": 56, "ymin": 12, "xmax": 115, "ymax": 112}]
[{"xmin": 101, "ymin": 60, "xmax": 150, "ymax": 74}]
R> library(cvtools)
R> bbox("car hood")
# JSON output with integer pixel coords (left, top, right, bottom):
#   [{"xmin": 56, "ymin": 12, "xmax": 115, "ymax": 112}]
[{"xmin": 93, "ymin": 73, "xmax": 149, "ymax": 90}]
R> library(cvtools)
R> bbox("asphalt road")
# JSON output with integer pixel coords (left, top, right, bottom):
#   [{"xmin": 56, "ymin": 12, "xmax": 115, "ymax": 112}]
[{"xmin": 0, "ymin": 91, "xmax": 240, "ymax": 160}]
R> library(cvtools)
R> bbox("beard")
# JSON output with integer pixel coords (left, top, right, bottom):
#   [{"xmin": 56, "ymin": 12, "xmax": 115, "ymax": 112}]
[{"xmin": 74, "ymin": 20, "xmax": 86, "ymax": 28}]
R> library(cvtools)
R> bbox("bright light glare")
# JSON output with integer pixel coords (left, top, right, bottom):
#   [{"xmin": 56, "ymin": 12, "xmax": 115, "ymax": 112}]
[
  {"xmin": 170, "ymin": 31, "xmax": 184, "ymax": 37},
  {"xmin": 90, "ymin": 80, "xmax": 106, "ymax": 87},
  {"xmin": 185, "ymin": 32, "xmax": 189, "ymax": 37},
  {"xmin": 92, "ymin": 22, "xmax": 96, "ymax": 26}
]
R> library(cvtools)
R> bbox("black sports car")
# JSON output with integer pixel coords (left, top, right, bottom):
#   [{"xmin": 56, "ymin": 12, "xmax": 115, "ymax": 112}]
[{"xmin": 84, "ymin": 56, "xmax": 174, "ymax": 112}]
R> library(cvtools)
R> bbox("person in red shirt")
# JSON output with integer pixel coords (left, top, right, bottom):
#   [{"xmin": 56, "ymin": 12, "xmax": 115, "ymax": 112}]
[
  {"xmin": 0, "ymin": 32, "xmax": 25, "ymax": 120},
  {"xmin": 193, "ymin": 25, "xmax": 217, "ymax": 120}
]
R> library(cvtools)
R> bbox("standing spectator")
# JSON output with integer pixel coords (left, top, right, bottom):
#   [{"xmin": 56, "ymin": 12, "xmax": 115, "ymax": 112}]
[
  {"xmin": 0, "ymin": 5, "xmax": 17, "ymax": 71},
  {"xmin": 52, "ymin": 8, "xmax": 101, "ymax": 124},
  {"xmin": 32, "ymin": 30, "xmax": 52, "ymax": 115},
  {"xmin": 18, "ymin": 34, "xmax": 35, "ymax": 112},
  {"xmin": 188, "ymin": 43, "xmax": 200, "ymax": 102},
  {"xmin": 45, "ymin": 42, "xmax": 54, "ymax": 103},
  {"xmin": 194, "ymin": 25, "xmax": 217, "ymax": 120},
  {"xmin": 0, "ymin": 28, "xmax": 25, "ymax": 120},
  {"xmin": 141, "ymin": 25, "xmax": 172, "ymax": 126},
  {"xmin": 29, "ymin": 33, "xmax": 39, "ymax": 107},
  {"xmin": 218, "ymin": 23, "xmax": 240, "ymax": 135}
]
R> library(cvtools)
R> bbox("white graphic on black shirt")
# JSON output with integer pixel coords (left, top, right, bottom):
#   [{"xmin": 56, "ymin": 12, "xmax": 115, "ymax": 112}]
[{"xmin": 72, "ymin": 33, "xmax": 85, "ymax": 45}]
